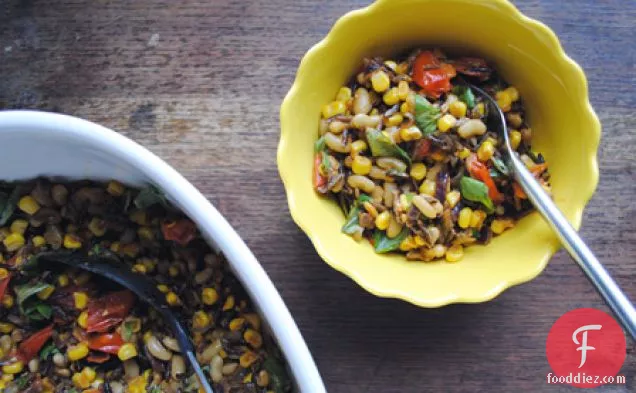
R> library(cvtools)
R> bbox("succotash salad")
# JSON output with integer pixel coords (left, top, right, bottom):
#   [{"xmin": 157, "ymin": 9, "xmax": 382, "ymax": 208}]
[
  {"xmin": 0, "ymin": 180, "xmax": 290, "ymax": 393},
  {"xmin": 314, "ymin": 48, "xmax": 550, "ymax": 262}
]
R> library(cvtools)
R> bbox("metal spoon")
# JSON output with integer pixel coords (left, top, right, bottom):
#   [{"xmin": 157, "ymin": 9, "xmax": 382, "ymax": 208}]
[
  {"xmin": 39, "ymin": 252, "xmax": 215, "ymax": 393},
  {"xmin": 469, "ymin": 83, "xmax": 636, "ymax": 340}
]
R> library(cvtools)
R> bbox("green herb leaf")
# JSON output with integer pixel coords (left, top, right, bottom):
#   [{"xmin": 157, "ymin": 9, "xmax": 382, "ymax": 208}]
[
  {"xmin": 15, "ymin": 282, "xmax": 52, "ymax": 307},
  {"xmin": 366, "ymin": 128, "xmax": 411, "ymax": 164},
  {"xmin": 341, "ymin": 194, "xmax": 373, "ymax": 235},
  {"xmin": 414, "ymin": 95, "xmax": 441, "ymax": 136},
  {"xmin": 0, "ymin": 187, "xmax": 21, "ymax": 226},
  {"xmin": 40, "ymin": 342, "xmax": 60, "ymax": 360},
  {"xmin": 452, "ymin": 85, "xmax": 476, "ymax": 109},
  {"xmin": 320, "ymin": 150, "xmax": 331, "ymax": 172},
  {"xmin": 460, "ymin": 177, "xmax": 494, "ymax": 213},
  {"xmin": 358, "ymin": 194, "xmax": 373, "ymax": 203},
  {"xmin": 314, "ymin": 135, "xmax": 326, "ymax": 152},
  {"xmin": 491, "ymin": 157, "xmax": 509, "ymax": 175},
  {"xmin": 149, "ymin": 386, "xmax": 162, "ymax": 393},
  {"xmin": 121, "ymin": 320, "xmax": 135, "ymax": 342},
  {"xmin": 15, "ymin": 374, "xmax": 31, "ymax": 389},
  {"xmin": 373, "ymin": 227, "xmax": 409, "ymax": 254},
  {"xmin": 133, "ymin": 185, "xmax": 167, "ymax": 209},
  {"xmin": 263, "ymin": 357, "xmax": 291, "ymax": 393},
  {"xmin": 24, "ymin": 303, "xmax": 52, "ymax": 321}
]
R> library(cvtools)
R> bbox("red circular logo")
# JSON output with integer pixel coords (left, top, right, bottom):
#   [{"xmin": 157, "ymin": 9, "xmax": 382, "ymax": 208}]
[{"xmin": 546, "ymin": 308, "xmax": 626, "ymax": 388}]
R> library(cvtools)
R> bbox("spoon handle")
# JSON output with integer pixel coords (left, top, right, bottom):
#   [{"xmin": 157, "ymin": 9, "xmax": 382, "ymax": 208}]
[{"xmin": 512, "ymin": 154, "xmax": 636, "ymax": 340}]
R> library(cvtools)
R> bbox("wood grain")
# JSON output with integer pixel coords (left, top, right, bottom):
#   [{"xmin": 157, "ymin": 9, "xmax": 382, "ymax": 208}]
[{"xmin": 1, "ymin": 0, "xmax": 635, "ymax": 391}]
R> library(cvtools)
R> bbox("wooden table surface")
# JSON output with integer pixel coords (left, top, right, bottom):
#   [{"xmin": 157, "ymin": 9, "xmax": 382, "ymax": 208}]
[{"xmin": 1, "ymin": 0, "xmax": 635, "ymax": 391}]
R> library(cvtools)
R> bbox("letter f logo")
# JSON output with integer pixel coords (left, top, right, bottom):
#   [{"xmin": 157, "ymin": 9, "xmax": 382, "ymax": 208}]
[{"xmin": 572, "ymin": 324, "xmax": 602, "ymax": 368}]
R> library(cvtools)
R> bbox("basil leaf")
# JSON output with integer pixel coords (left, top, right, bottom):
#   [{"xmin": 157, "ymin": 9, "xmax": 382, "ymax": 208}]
[
  {"xmin": 314, "ymin": 136, "xmax": 326, "ymax": 152},
  {"xmin": 40, "ymin": 342, "xmax": 60, "ymax": 360},
  {"xmin": 358, "ymin": 194, "xmax": 373, "ymax": 203},
  {"xmin": 321, "ymin": 150, "xmax": 331, "ymax": 172},
  {"xmin": 373, "ymin": 227, "xmax": 409, "ymax": 254},
  {"xmin": 0, "ymin": 187, "xmax": 21, "ymax": 226},
  {"xmin": 263, "ymin": 357, "xmax": 291, "ymax": 393},
  {"xmin": 491, "ymin": 157, "xmax": 509, "ymax": 175},
  {"xmin": 121, "ymin": 320, "xmax": 135, "ymax": 342},
  {"xmin": 341, "ymin": 194, "xmax": 373, "ymax": 235},
  {"xmin": 149, "ymin": 386, "xmax": 162, "ymax": 393},
  {"xmin": 366, "ymin": 129, "xmax": 411, "ymax": 164},
  {"xmin": 452, "ymin": 86, "xmax": 476, "ymax": 109},
  {"xmin": 15, "ymin": 282, "xmax": 52, "ymax": 307},
  {"xmin": 24, "ymin": 303, "xmax": 52, "ymax": 321},
  {"xmin": 414, "ymin": 95, "xmax": 441, "ymax": 136},
  {"xmin": 15, "ymin": 374, "xmax": 31, "ymax": 389},
  {"xmin": 134, "ymin": 185, "xmax": 167, "ymax": 209},
  {"xmin": 460, "ymin": 177, "xmax": 494, "ymax": 213}
]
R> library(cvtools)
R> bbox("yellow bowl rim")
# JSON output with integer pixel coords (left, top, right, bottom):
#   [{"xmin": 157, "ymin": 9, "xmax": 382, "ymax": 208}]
[{"xmin": 278, "ymin": 0, "xmax": 601, "ymax": 307}]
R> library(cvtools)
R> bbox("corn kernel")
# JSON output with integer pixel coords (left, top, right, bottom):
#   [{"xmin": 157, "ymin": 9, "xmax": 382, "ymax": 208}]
[
  {"xmin": 445, "ymin": 191, "xmax": 461, "ymax": 208},
  {"xmin": 470, "ymin": 210, "xmax": 487, "ymax": 229},
  {"xmin": 121, "ymin": 243, "xmax": 139, "ymax": 258},
  {"xmin": 399, "ymin": 126, "xmax": 422, "ymax": 142},
  {"xmin": 504, "ymin": 86, "xmax": 519, "ymax": 102},
  {"xmin": 475, "ymin": 103, "xmax": 485, "ymax": 117},
  {"xmin": 58, "ymin": 274, "xmax": 70, "ymax": 287},
  {"xmin": 2, "ymin": 361, "xmax": 23, "ymax": 374},
  {"xmin": 457, "ymin": 148, "xmax": 471, "ymax": 159},
  {"xmin": 445, "ymin": 245, "xmax": 464, "ymax": 262},
  {"xmin": 244, "ymin": 313, "xmax": 261, "ymax": 330},
  {"xmin": 352, "ymin": 155, "xmax": 372, "ymax": 175},
  {"xmin": 321, "ymin": 101, "xmax": 346, "ymax": 119},
  {"xmin": 2, "ymin": 294, "xmax": 14, "ymax": 308},
  {"xmin": 192, "ymin": 311, "xmax": 211, "ymax": 329},
  {"xmin": 458, "ymin": 207, "xmax": 473, "ymax": 229},
  {"xmin": 137, "ymin": 227, "xmax": 154, "ymax": 241},
  {"xmin": 166, "ymin": 292, "xmax": 180, "ymax": 306},
  {"xmin": 400, "ymin": 102, "xmax": 412, "ymax": 114},
  {"xmin": 18, "ymin": 196, "xmax": 40, "ymax": 215},
  {"xmin": 509, "ymin": 130, "xmax": 522, "ymax": 150},
  {"xmin": 383, "ymin": 87, "xmax": 400, "ymax": 106},
  {"xmin": 10, "ymin": 219, "xmax": 28, "ymax": 235},
  {"xmin": 477, "ymin": 140, "xmax": 495, "ymax": 162},
  {"xmin": 4, "ymin": 232, "xmax": 26, "ymax": 251},
  {"xmin": 336, "ymin": 87, "xmax": 352, "ymax": 102},
  {"xmin": 397, "ymin": 80, "xmax": 410, "ymax": 101},
  {"xmin": 0, "ymin": 268, "xmax": 8, "ymax": 280},
  {"xmin": 78, "ymin": 311, "xmax": 88, "ymax": 329},
  {"xmin": 223, "ymin": 295, "xmax": 235, "ymax": 311},
  {"xmin": 399, "ymin": 236, "xmax": 417, "ymax": 251},
  {"xmin": 491, "ymin": 219, "xmax": 515, "ymax": 235},
  {"xmin": 87, "ymin": 217, "xmax": 107, "ymax": 237},
  {"xmin": 449, "ymin": 100, "xmax": 467, "ymax": 118},
  {"xmin": 387, "ymin": 113, "xmax": 403, "ymax": 127},
  {"xmin": 370, "ymin": 70, "xmax": 390, "ymax": 93},
  {"xmin": 74, "ymin": 292, "xmax": 88, "ymax": 309},
  {"xmin": 168, "ymin": 266, "xmax": 179, "ymax": 277},
  {"xmin": 240, "ymin": 351, "xmax": 258, "ymax": 368},
  {"xmin": 409, "ymin": 163, "xmax": 427, "ymax": 181},
  {"xmin": 1, "ymin": 374, "xmax": 12, "ymax": 382},
  {"xmin": 143, "ymin": 331, "xmax": 153, "ymax": 343},
  {"xmin": 37, "ymin": 285, "xmax": 55, "ymax": 300},
  {"xmin": 396, "ymin": 62, "xmax": 409, "ymax": 74},
  {"xmin": 32, "ymin": 235, "xmax": 46, "ymax": 247},
  {"xmin": 157, "ymin": 284, "xmax": 170, "ymax": 293},
  {"xmin": 67, "ymin": 343, "xmax": 89, "ymax": 361},
  {"xmin": 64, "ymin": 234, "xmax": 83, "ymax": 249},
  {"xmin": 383, "ymin": 60, "xmax": 397, "ymax": 70},
  {"xmin": 350, "ymin": 140, "xmax": 368, "ymax": 155},
  {"xmin": 374, "ymin": 211, "xmax": 391, "ymax": 230},
  {"xmin": 229, "ymin": 317, "xmax": 245, "ymax": 331},
  {"xmin": 0, "ymin": 323, "xmax": 14, "ymax": 334},
  {"xmin": 83, "ymin": 367, "xmax": 96, "ymax": 383},
  {"xmin": 109, "ymin": 242, "xmax": 121, "ymax": 253},
  {"xmin": 129, "ymin": 210, "xmax": 147, "ymax": 226},
  {"xmin": 105, "ymin": 180, "xmax": 125, "ymax": 196},
  {"xmin": 244, "ymin": 329, "xmax": 263, "ymax": 349},
  {"xmin": 437, "ymin": 114, "xmax": 457, "ymax": 132},
  {"xmin": 243, "ymin": 373, "xmax": 253, "ymax": 383},
  {"xmin": 419, "ymin": 180, "xmax": 436, "ymax": 196},
  {"xmin": 117, "ymin": 343, "xmax": 138, "ymax": 361},
  {"xmin": 495, "ymin": 91, "xmax": 512, "ymax": 112},
  {"xmin": 132, "ymin": 264, "xmax": 147, "ymax": 274}
]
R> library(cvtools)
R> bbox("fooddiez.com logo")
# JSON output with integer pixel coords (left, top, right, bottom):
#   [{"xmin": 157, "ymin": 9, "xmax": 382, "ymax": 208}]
[{"xmin": 545, "ymin": 308, "xmax": 626, "ymax": 388}]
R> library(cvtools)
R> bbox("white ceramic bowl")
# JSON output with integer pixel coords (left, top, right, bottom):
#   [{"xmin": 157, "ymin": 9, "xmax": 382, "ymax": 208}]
[{"xmin": 0, "ymin": 110, "xmax": 325, "ymax": 392}]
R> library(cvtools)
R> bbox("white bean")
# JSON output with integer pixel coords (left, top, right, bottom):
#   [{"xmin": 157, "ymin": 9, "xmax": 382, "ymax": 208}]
[
  {"xmin": 369, "ymin": 166, "xmax": 387, "ymax": 181},
  {"xmin": 371, "ymin": 186, "xmax": 384, "ymax": 203},
  {"xmin": 376, "ymin": 157, "xmax": 407, "ymax": 173},
  {"xmin": 171, "ymin": 355, "xmax": 186, "ymax": 380},
  {"xmin": 0, "ymin": 335, "xmax": 12, "ymax": 354},
  {"xmin": 353, "ymin": 88, "xmax": 372, "ymax": 114},
  {"xmin": 52, "ymin": 353, "xmax": 67, "ymax": 367},
  {"xmin": 386, "ymin": 216, "xmax": 403, "ymax": 238},
  {"xmin": 210, "ymin": 355, "xmax": 224, "ymax": 383},
  {"xmin": 162, "ymin": 336, "xmax": 181, "ymax": 352},
  {"xmin": 108, "ymin": 382, "xmax": 124, "ymax": 393},
  {"xmin": 412, "ymin": 195, "xmax": 438, "ymax": 219},
  {"xmin": 324, "ymin": 132, "xmax": 349, "ymax": 153},
  {"xmin": 351, "ymin": 114, "xmax": 381, "ymax": 129},
  {"xmin": 457, "ymin": 119, "xmax": 487, "ymax": 138},
  {"xmin": 199, "ymin": 339, "xmax": 222, "ymax": 363},
  {"xmin": 347, "ymin": 175, "xmax": 376, "ymax": 194},
  {"xmin": 222, "ymin": 362, "xmax": 239, "ymax": 375},
  {"xmin": 383, "ymin": 183, "xmax": 398, "ymax": 207},
  {"xmin": 124, "ymin": 359, "xmax": 140, "ymax": 379},
  {"xmin": 146, "ymin": 336, "xmax": 173, "ymax": 361},
  {"xmin": 329, "ymin": 121, "xmax": 347, "ymax": 134},
  {"xmin": 28, "ymin": 358, "xmax": 39, "ymax": 373}
]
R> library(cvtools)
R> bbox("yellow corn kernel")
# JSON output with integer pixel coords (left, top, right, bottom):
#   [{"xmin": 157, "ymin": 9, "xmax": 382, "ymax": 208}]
[
  {"xmin": 192, "ymin": 311, "xmax": 211, "ymax": 329},
  {"xmin": 18, "ymin": 196, "xmax": 40, "ymax": 215},
  {"xmin": 409, "ymin": 163, "xmax": 427, "ymax": 181},
  {"xmin": 223, "ymin": 295, "xmax": 235, "ymax": 311},
  {"xmin": 475, "ymin": 103, "xmax": 485, "ymax": 116},
  {"xmin": 132, "ymin": 264, "xmax": 147, "ymax": 274},
  {"xmin": 58, "ymin": 274, "xmax": 70, "ymax": 287},
  {"xmin": 73, "ymin": 372, "xmax": 90, "ymax": 389},
  {"xmin": 37, "ymin": 285, "xmax": 55, "ymax": 300},
  {"xmin": 87, "ymin": 217, "xmax": 107, "ymax": 237},
  {"xmin": 449, "ymin": 100, "xmax": 467, "ymax": 118},
  {"xmin": 168, "ymin": 266, "xmax": 180, "ymax": 277},
  {"xmin": 370, "ymin": 108, "xmax": 380, "ymax": 116},
  {"xmin": 67, "ymin": 343, "xmax": 89, "ymax": 361},
  {"xmin": 387, "ymin": 113, "xmax": 403, "ymax": 127},
  {"xmin": 457, "ymin": 148, "xmax": 471, "ymax": 159},
  {"xmin": 399, "ymin": 126, "xmax": 422, "ymax": 142},
  {"xmin": 419, "ymin": 180, "xmax": 436, "ymax": 196},
  {"xmin": 399, "ymin": 236, "xmax": 417, "ymax": 251},
  {"xmin": 82, "ymin": 367, "xmax": 96, "ymax": 383},
  {"xmin": 374, "ymin": 211, "xmax": 390, "ymax": 231},
  {"xmin": 10, "ymin": 219, "xmax": 28, "ymax": 235},
  {"xmin": 458, "ymin": 207, "xmax": 473, "ymax": 229},
  {"xmin": 0, "ymin": 323, "xmax": 13, "ymax": 334},
  {"xmin": 0, "ymin": 381, "xmax": 5, "ymax": 389},
  {"xmin": 397, "ymin": 80, "xmax": 410, "ymax": 101},
  {"xmin": 350, "ymin": 140, "xmax": 368, "ymax": 155},
  {"xmin": 383, "ymin": 87, "xmax": 400, "ymax": 106},
  {"xmin": 383, "ymin": 60, "xmax": 397, "ymax": 70},
  {"xmin": 243, "ymin": 373, "xmax": 253, "ymax": 383},
  {"xmin": 126, "ymin": 376, "xmax": 147, "ymax": 393},
  {"xmin": 129, "ymin": 210, "xmax": 147, "ymax": 226},
  {"xmin": 157, "ymin": 284, "xmax": 170, "ymax": 293},
  {"xmin": 64, "ymin": 234, "xmax": 82, "ymax": 249},
  {"xmin": 117, "ymin": 343, "xmax": 138, "ymax": 361},
  {"xmin": 109, "ymin": 241, "xmax": 121, "ymax": 253},
  {"xmin": 3, "ymin": 233, "xmax": 25, "ymax": 252},
  {"xmin": 166, "ymin": 292, "xmax": 180, "ymax": 306},
  {"xmin": 41, "ymin": 378, "xmax": 54, "ymax": 393},
  {"xmin": 495, "ymin": 90, "xmax": 512, "ymax": 112},
  {"xmin": 77, "ymin": 311, "xmax": 88, "ymax": 329},
  {"xmin": 400, "ymin": 102, "xmax": 412, "ymax": 114},
  {"xmin": 477, "ymin": 140, "xmax": 495, "ymax": 162},
  {"xmin": 106, "ymin": 180, "xmax": 125, "ymax": 196},
  {"xmin": 321, "ymin": 101, "xmax": 346, "ymax": 119},
  {"xmin": 370, "ymin": 70, "xmax": 390, "ymax": 93},
  {"xmin": 336, "ymin": 87, "xmax": 352, "ymax": 102},
  {"xmin": 395, "ymin": 62, "xmax": 409, "ymax": 74},
  {"xmin": 413, "ymin": 235, "xmax": 426, "ymax": 247},
  {"xmin": 504, "ymin": 86, "xmax": 519, "ymax": 102},
  {"xmin": 121, "ymin": 243, "xmax": 139, "ymax": 258},
  {"xmin": 74, "ymin": 292, "xmax": 88, "ymax": 310},
  {"xmin": 229, "ymin": 317, "xmax": 246, "ymax": 331},
  {"xmin": 491, "ymin": 219, "xmax": 515, "ymax": 235},
  {"xmin": 1, "ymin": 374, "xmax": 11, "ymax": 382},
  {"xmin": 445, "ymin": 191, "xmax": 461, "ymax": 208},
  {"xmin": 244, "ymin": 329, "xmax": 263, "ymax": 349},
  {"xmin": 143, "ymin": 331, "xmax": 153, "ymax": 343},
  {"xmin": 32, "ymin": 235, "xmax": 46, "ymax": 247},
  {"xmin": 362, "ymin": 202, "xmax": 378, "ymax": 218},
  {"xmin": 509, "ymin": 130, "xmax": 522, "ymax": 150},
  {"xmin": 137, "ymin": 227, "xmax": 154, "ymax": 241},
  {"xmin": 201, "ymin": 288, "xmax": 219, "ymax": 305},
  {"xmin": 470, "ymin": 210, "xmax": 487, "ymax": 229},
  {"xmin": 445, "ymin": 245, "xmax": 464, "ymax": 263},
  {"xmin": 2, "ymin": 294, "xmax": 14, "ymax": 308},
  {"xmin": 0, "ymin": 268, "xmax": 8, "ymax": 280},
  {"xmin": 2, "ymin": 361, "xmax": 23, "ymax": 374},
  {"xmin": 437, "ymin": 114, "xmax": 457, "ymax": 132},
  {"xmin": 351, "ymin": 155, "xmax": 372, "ymax": 175},
  {"xmin": 244, "ymin": 313, "xmax": 261, "ymax": 330},
  {"xmin": 240, "ymin": 351, "xmax": 258, "ymax": 368}
]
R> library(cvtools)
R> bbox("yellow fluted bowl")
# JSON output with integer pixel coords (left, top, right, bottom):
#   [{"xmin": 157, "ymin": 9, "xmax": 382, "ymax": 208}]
[{"xmin": 278, "ymin": 0, "xmax": 600, "ymax": 307}]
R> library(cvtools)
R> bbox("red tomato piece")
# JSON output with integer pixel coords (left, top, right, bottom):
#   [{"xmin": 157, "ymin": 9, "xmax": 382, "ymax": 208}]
[
  {"xmin": 161, "ymin": 219, "xmax": 197, "ymax": 246},
  {"xmin": 87, "ymin": 290, "xmax": 135, "ymax": 333},
  {"xmin": 18, "ymin": 324, "xmax": 54, "ymax": 362},
  {"xmin": 88, "ymin": 332, "xmax": 124, "ymax": 354}
]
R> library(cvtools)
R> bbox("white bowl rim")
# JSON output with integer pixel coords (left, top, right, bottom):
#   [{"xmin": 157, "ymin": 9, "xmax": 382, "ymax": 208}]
[{"xmin": 0, "ymin": 110, "xmax": 326, "ymax": 392}]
